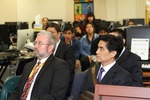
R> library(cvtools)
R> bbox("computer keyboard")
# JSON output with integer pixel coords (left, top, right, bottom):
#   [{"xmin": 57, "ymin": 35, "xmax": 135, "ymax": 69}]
[{"xmin": 142, "ymin": 64, "xmax": 150, "ymax": 69}]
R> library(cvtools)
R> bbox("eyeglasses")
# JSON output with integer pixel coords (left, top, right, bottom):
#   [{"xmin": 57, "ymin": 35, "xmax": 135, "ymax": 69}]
[{"xmin": 33, "ymin": 41, "xmax": 50, "ymax": 46}]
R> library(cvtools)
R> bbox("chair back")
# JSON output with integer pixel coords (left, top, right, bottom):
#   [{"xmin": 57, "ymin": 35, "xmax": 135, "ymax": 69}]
[
  {"xmin": 69, "ymin": 72, "xmax": 86, "ymax": 100},
  {"xmin": 0, "ymin": 76, "xmax": 20, "ymax": 100}
]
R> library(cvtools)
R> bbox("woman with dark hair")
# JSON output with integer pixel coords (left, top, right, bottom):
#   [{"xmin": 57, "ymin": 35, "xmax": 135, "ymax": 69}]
[
  {"xmin": 82, "ymin": 12, "xmax": 98, "ymax": 34},
  {"xmin": 80, "ymin": 22, "xmax": 99, "ymax": 71},
  {"xmin": 42, "ymin": 17, "xmax": 49, "ymax": 30}
]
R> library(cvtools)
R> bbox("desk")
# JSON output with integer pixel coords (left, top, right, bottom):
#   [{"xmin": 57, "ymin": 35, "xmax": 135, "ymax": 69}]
[
  {"xmin": 0, "ymin": 51, "xmax": 18, "ymax": 88},
  {"xmin": 143, "ymin": 71, "xmax": 150, "ymax": 86},
  {"xmin": 16, "ymin": 53, "xmax": 34, "ymax": 75}
]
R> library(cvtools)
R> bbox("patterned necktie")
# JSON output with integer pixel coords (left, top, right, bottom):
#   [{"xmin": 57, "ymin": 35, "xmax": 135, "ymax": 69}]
[
  {"xmin": 20, "ymin": 61, "xmax": 41, "ymax": 100},
  {"xmin": 98, "ymin": 67, "xmax": 104, "ymax": 83}
]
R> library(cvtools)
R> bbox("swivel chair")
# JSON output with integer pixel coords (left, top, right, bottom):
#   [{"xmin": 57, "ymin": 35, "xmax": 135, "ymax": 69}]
[{"xmin": 0, "ymin": 76, "xmax": 20, "ymax": 100}]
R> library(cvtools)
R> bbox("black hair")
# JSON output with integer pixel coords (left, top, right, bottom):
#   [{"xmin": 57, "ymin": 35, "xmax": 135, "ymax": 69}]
[
  {"xmin": 63, "ymin": 26, "xmax": 74, "ymax": 33},
  {"xmin": 46, "ymin": 23, "xmax": 61, "ymax": 32},
  {"xmin": 109, "ymin": 29, "xmax": 126, "ymax": 40},
  {"xmin": 85, "ymin": 22, "xmax": 96, "ymax": 33},
  {"xmin": 98, "ymin": 26, "xmax": 109, "ymax": 33},
  {"xmin": 99, "ymin": 35, "xmax": 123, "ymax": 59}
]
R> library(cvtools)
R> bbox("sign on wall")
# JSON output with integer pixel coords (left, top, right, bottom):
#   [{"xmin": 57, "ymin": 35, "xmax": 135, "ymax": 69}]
[{"xmin": 74, "ymin": 0, "xmax": 94, "ymax": 21}]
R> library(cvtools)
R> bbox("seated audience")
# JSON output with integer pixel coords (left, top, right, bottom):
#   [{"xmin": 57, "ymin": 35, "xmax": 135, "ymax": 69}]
[
  {"xmin": 62, "ymin": 26, "xmax": 81, "ymax": 73},
  {"xmin": 42, "ymin": 17, "xmax": 49, "ymax": 30},
  {"xmin": 46, "ymin": 23, "xmax": 76, "ymax": 98},
  {"xmin": 74, "ymin": 24, "xmax": 84, "ymax": 40},
  {"xmin": 8, "ymin": 31, "xmax": 70, "ymax": 100},
  {"xmin": 109, "ymin": 29, "xmax": 143, "ymax": 87},
  {"xmin": 127, "ymin": 20, "xmax": 134, "ymax": 26},
  {"xmin": 91, "ymin": 26, "xmax": 109, "ymax": 55},
  {"xmin": 80, "ymin": 22, "xmax": 99, "ymax": 71},
  {"xmin": 81, "ymin": 35, "xmax": 132, "ymax": 93}
]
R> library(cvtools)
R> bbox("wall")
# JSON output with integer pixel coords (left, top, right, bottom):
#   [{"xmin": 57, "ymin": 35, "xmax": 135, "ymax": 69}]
[
  {"xmin": 0, "ymin": 0, "xmax": 17, "ymax": 24},
  {"xmin": 0, "ymin": 0, "xmax": 146, "ymax": 28}
]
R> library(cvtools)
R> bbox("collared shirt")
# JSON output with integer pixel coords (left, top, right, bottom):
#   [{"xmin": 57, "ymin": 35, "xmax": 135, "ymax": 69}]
[
  {"xmin": 26, "ymin": 57, "xmax": 48, "ymax": 100},
  {"xmin": 96, "ymin": 61, "xmax": 116, "ymax": 81},
  {"xmin": 118, "ymin": 46, "xmax": 125, "ymax": 58},
  {"xmin": 53, "ymin": 40, "xmax": 60, "ymax": 55}
]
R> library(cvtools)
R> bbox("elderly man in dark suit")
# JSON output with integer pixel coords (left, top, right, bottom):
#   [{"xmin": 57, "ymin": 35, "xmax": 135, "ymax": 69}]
[
  {"xmin": 81, "ymin": 35, "xmax": 132, "ymax": 93},
  {"xmin": 46, "ymin": 23, "xmax": 76, "ymax": 98},
  {"xmin": 8, "ymin": 31, "xmax": 70, "ymax": 100},
  {"xmin": 109, "ymin": 29, "xmax": 143, "ymax": 87}
]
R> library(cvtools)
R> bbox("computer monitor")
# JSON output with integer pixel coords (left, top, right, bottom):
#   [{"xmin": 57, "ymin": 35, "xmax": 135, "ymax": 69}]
[
  {"xmin": 125, "ymin": 26, "xmax": 150, "ymax": 49},
  {"xmin": 5, "ymin": 22, "xmax": 29, "ymax": 35},
  {"xmin": 48, "ymin": 19, "xmax": 63, "ymax": 25},
  {"xmin": 0, "ymin": 24, "xmax": 10, "ymax": 51},
  {"xmin": 17, "ymin": 29, "xmax": 34, "ymax": 50},
  {"xmin": 123, "ymin": 18, "xmax": 145, "ymax": 26}
]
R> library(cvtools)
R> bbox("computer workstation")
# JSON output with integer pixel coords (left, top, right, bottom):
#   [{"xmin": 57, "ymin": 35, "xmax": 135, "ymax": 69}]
[
  {"xmin": 125, "ymin": 26, "xmax": 150, "ymax": 86},
  {"xmin": 125, "ymin": 26, "xmax": 150, "ymax": 69}
]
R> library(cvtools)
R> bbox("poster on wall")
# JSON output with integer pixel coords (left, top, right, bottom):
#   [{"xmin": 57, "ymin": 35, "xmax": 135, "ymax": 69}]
[
  {"xmin": 74, "ymin": 0, "xmax": 93, "ymax": 3},
  {"xmin": 74, "ymin": 0, "xmax": 94, "ymax": 21}
]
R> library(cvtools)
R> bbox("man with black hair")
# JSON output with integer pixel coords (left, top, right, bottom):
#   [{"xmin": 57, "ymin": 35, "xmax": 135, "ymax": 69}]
[
  {"xmin": 46, "ymin": 23, "xmax": 76, "ymax": 97},
  {"xmin": 109, "ymin": 29, "xmax": 143, "ymax": 87}
]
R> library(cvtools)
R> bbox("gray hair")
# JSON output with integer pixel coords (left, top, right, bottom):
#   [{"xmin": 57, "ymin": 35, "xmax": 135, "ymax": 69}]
[{"xmin": 37, "ymin": 31, "xmax": 56, "ymax": 50}]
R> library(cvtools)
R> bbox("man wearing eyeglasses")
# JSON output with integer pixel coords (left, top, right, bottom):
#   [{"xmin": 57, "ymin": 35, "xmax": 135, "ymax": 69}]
[{"xmin": 8, "ymin": 31, "xmax": 70, "ymax": 100}]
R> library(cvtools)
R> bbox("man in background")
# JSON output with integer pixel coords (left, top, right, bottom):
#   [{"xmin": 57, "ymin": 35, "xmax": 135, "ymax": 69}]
[{"xmin": 46, "ymin": 23, "xmax": 75, "ymax": 98}]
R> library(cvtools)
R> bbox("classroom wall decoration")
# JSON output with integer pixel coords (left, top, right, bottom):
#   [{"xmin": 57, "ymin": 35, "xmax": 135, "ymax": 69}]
[{"xmin": 74, "ymin": 0, "xmax": 94, "ymax": 21}]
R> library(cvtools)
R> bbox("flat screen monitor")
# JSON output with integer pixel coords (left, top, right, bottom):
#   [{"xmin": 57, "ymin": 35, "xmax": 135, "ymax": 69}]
[
  {"xmin": 48, "ymin": 19, "xmax": 63, "ymax": 25},
  {"xmin": 126, "ymin": 26, "xmax": 150, "ymax": 49},
  {"xmin": 17, "ymin": 29, "xmax": 34, "ymax": 50},
  {"xmin": 123, "ymin": 18, "xmax": 145, "ymax": 26},
  {"xmin": 0, "ymin": 25, "xmax": 10, "ymax": 51}
]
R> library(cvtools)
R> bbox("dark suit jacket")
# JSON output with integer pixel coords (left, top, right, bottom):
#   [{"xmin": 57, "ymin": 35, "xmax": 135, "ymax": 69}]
[
  {"xmin": 8, "ymin": 55, "xmax": 70, "ymax": 100},
  {"xmin": 61, "ymin": 37, "xmax": 81, "ymax": 59},
  {"xmin": 81, "ymin": 62, "xmax": 132, "ymax": 93},
  {"xmin": 55, "ymin": 41, "xmax": 76, "ymax": 96},
  {"xmin": 117, "ymin": 48, "xmax": 143, "ymax": 87}
]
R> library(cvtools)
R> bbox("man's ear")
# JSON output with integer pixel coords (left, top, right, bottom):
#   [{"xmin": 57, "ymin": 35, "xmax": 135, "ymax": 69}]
[
  {"xmin": 123, "ymin": 38, "xmax": 126, "ymax": 44},
  {"xmin": 48, "ymin": 45, "xmax": 54, "ymax": 53},
  {"xmin": 111, "ymin": 51, "xmax": 117, "ymax": 58}
]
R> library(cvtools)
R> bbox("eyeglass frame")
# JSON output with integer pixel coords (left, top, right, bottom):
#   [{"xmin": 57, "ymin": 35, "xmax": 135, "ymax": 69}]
[{"xmin": 33, "ymin": 41, "xmax": 50, "ymax": 46}]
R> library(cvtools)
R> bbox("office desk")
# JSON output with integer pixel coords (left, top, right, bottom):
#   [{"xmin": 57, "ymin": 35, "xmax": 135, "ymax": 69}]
[
  {"xmin": 143, "ymin": 71, "xmax": 150, "ymax": 86},
  {"xmin": 15, "ymin": 53, "xmax": 34, "ymax": 75}
]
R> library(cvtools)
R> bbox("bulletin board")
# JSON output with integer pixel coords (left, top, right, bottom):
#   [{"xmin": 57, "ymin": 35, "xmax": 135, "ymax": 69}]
[{"xmin": 74, "ymin": 0, "xmax": 94, "ymax": 21}]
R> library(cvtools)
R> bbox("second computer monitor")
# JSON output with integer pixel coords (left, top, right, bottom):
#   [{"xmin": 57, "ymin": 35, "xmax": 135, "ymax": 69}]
[{"xmin": 17, "ymin": 29, "xmax": 34, "ymax": 50}]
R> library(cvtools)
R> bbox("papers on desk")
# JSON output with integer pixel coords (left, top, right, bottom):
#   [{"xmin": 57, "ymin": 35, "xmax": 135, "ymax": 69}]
[{"xmin": 131, "ymin": 38, "xmax": 149, "ymax": 60}]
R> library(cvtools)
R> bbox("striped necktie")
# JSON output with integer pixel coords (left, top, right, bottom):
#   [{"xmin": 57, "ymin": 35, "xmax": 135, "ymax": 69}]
[{"xmin": 20, "ymin": 61, "xmax": 41, "ymax": 100}]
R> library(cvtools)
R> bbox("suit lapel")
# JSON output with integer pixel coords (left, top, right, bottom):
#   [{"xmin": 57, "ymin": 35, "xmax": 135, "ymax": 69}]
[
  {"xmin": 100, "ymin": 63, "xmax": 118, "ymax": 84},
  {"xmin": 55, "ymin": 41, "xmax": 63, "ymax": 56},
  {"xmin": 34, "ymin": 55, "xmax": 54, "ymax": 83},
  {"xmin": 117, "ymin": 48, "xmax": 130, "ymax": 65},
  {"xmin": 26, "ymin": 61, "xmax": 36, "ymax": 78}
]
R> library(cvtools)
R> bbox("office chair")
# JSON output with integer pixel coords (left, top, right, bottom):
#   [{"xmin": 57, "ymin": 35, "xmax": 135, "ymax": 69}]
[
  {"xmin": 69, "ymin": 71, "xmax": 86, "ymax": 100},
  {"xmin": 0, "ymin": 59, "xmax": 10, "ymax": 88},
  {"xmin": 0, "ymin": 76, "xmax": 20, "ymax": 100}
]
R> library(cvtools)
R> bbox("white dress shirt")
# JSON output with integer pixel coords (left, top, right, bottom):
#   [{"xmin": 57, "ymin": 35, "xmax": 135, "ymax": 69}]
[
  {"xmin": 26, "ymin": 57, "xmax": 48, "ymax": 100},
  {"xmin": 96, "ymin": 61, "xmax": 116, "ymax": 80}
]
